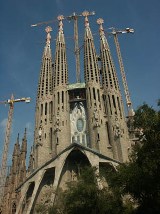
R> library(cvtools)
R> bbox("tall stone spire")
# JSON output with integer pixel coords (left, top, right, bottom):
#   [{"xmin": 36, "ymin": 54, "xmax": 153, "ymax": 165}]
[
  {"xmin": 83, "ymin": 12, "xmax": 112, "ymax": 156},
  {"xmin": 52, "ymin": 15, "xmax": 70, "ymax": 154},
  {"xmin": 97, "ymin": 18, "xmax": 120, "ymax": 91},
  {"xmin": 19, "ymin": 129, "xmax": 27, "ymax": 183},
  {"xmin": 53, "ymin": 15, "xmax": 68, "ymax": 87},
  {"xmin": 34, "ymin": 26, "xmax": 54, "ymax": 168},
  {"xmin": 12, "ymin": 134, "xmax": 20, "ymax": 175},
  {"xmin": 97, "ymin": 18, "xmax": 130, "ymax": 162},
  {"xmin": 10, "ymin": 134, "xmax": 20, "ymax": 195},
  {"xmin": 83, "ymin": 11, "xmax": 100, "ymax": 85},
  {"xmin": 37, "ymin": 26, "xmax": 53, "ymax": 98},
  {"xmin": 27, "ymin": 146, "xmax": 34, "ymax": 175},
  {"xmin": 13, "ymin": 133, "xmax": 20, "ymax": 157},
  {"xmin": 21, "ymin": 128, "xmax": 27, "ymax": 153}
]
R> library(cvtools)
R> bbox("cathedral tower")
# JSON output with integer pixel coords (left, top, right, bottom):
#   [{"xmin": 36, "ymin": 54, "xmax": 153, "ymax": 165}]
[
  {"xmin": 52, "ymin": 16, "xmax": 71, "ymax": 154},
  {"xmin": 97, "ymin": 18, "xmax": 130, "ymax": 162},
  {"xmin": 18, "ymin": 129, "xmax": 27, "ymax": 184},
  {"xmin": 33, "ymin": 26, "xmax": 53, "ymax": 167},
  {"xmin": 11, "ymin": 134, "xmax": 20, "ymax": 189},
  {"xmin": 83, "ymin": 11, "xmax": 112, "ymax": 157}
]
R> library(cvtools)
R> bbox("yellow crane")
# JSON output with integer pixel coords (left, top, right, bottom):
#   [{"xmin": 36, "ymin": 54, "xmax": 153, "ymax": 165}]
[
  {"xmin": 110, "ymin": 27, "xmax": 135, "ymax": 118},
  {"xmin": 0, "ymin": 95, "xmax": 30, "ymax": 200}
]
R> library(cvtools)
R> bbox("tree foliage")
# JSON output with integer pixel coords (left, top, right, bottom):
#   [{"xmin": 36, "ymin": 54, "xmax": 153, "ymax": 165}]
[
  {"xmin": 108, "ymin": 102, "xmax": 160, "ymax": 214},
  {"xmin": 51, "ymin": 167, "xmax": 131, "ymax": 214}
]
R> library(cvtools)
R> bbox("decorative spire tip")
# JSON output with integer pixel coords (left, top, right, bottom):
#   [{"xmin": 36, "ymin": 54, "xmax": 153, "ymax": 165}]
[
  {"xmin": 82, "ymin": 11, "xmax": 90, "ymax": 17},
  {"xmin": 57, "ymin": 15, "xmax": 64, "ymax": 21},
  {"xmin": 17, "ymin": 133, "xmax": 20, "ymax": 143},
  {"xmin": 97, "ymin": 18, "xmax": 104, "ymax": 25},
  {"xmin": 97, "ymin": 18, "xmax": 105, "ymax": 35},
  {"xmin": 45, "ymin": 26, "xmax": 52, "ymax": 34},
  {"xmin": 24, "ymin": 128, "xmax": 27, "ymax": 139},
  {"xmin": 45, "ymin": 26, "xmax": 52, "ymax": 44},
  {"xmin": 57, "ymin": 15, "xmax": 64, "ymax": 32},
  {"xmin": 82, "ymin": 11, "xmax": 90, "ymax": 27}
]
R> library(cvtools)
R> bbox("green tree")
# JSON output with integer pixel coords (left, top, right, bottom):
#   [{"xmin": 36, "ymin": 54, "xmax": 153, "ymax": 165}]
[
  {"xmin": 64, "ymin": 167, "xmax": 123, "ymax": 214},
  {"xmin": 108, "ymin": 102, "xmax": 160, "ymax": 214},
  {"xmin": 50, "ymin": 167, "xmax": 131, "ymax": 214}
]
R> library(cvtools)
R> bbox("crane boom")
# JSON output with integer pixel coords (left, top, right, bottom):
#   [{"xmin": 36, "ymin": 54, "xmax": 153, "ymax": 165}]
[
  {"xmin": 111, "ymin": 28, "xmax": 134, "ymax": 117},
  {"xmin": 0, "ymin": 95, "xmax": 30, "ymax": 200}
]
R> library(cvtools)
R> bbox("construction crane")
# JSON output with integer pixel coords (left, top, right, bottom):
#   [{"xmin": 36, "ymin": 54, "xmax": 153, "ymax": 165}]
[
  {"xmin": 31, "ymin": 11, "xmax": 95, "ymax": 83},
  {"xmin": 0, "ymin": 95, "xmax": 30, "ymax": 200},
  {"xmin": 64, "ymin": 11, "xmax": 95, "ymax": 83},
  {"xmin": 110, "ymin": 27, "xmax": 135, "ymax": 118}
]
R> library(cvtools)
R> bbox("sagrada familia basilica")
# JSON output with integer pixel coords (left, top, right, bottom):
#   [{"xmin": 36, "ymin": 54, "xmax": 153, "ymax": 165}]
[{"xmin": 0, "ymin": 11, "xmax": 135, "ymax": 213}]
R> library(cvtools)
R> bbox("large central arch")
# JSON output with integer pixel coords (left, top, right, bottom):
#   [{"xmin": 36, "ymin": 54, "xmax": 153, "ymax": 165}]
[{"xmin": 58, "ymin": 148, "xmax": 91, "ymax": 189}]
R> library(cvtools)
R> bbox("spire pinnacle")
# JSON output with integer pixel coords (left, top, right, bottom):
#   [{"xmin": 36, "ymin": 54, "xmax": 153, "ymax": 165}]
[
  {"xmin": 13, "ymin": 133, "xmax": 20, "ymax": 156},
  {"xmin": 16, "ymin": 133, "xmax": 20, "ymax": 144},
  {"xmin": 43, "ymin": 26, "xmax": 52, "ymax": 58},
  {"xmin": 97, "ymin": 18, "xmax": 109, "ymax": 50},
  {"xmin": 45, "ymin": 26, "xmax": 52, "ymax": 45},
  {"xmin": 57, "ymin": 15, "xmax": 64, "ymax": 33},
  {"xmin": 21, "ymin": 128, "xmax": 27, "ymax": 153},
  {"xmin": 97, "ymin": 18, "xmax": 105, "ymax": 36},
  {"xmin": 23, "ymin": 128, "xmax": 27, "ymax": 141},
  {"xmin": 82, "ymin": 11, "xmax": 90, "ymax": 27}
]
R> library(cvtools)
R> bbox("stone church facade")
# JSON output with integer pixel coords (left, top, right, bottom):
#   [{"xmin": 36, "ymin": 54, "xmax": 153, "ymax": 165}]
[{"xmin": 1, "ymin": 12, "xmax": 132, "ymax": 214}]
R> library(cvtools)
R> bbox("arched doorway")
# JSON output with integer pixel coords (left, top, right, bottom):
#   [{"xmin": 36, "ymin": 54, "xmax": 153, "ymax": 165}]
[
  {"xmin": 58, "ymin": 149, "xmax": 91, "ymax": 189},
  {"xmin": 11, "ymin": 202, "xmax": 16, "ymax": 214}
]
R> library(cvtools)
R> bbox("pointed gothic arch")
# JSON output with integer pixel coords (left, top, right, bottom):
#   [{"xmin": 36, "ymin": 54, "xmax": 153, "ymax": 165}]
[
  {"xmin": 22, "ymin": 182, "xmax": 35, "ymax": 213},
  {"xmin": 11, "ymin": 202, "xmax": 16, "ymax": 214},
  {"xmin": 58, "ymin": 148, "xmax": 91, "ymax": 189},
  {"xmin": 31, "ymin": 167, "xmax": 55, "ymax": 213}
]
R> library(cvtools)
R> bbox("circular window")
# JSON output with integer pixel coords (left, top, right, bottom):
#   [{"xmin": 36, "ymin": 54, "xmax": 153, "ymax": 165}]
[{"xmin": 77, "ymin": 118, "xmax": 84, "ymax": 132}]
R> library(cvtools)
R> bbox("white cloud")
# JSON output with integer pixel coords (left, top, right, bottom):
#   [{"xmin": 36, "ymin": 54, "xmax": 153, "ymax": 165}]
[
  {"xmin": 25, "ymin": 122, "xmax": 34, "ymax": 153},
  {"xmin": 25, "ymin": 122, "xmax": 33, "ymax": 138},
  {"xmin": 0, "ymin": 118, "xmax": 7, "ymax": 132},
  {"xmin": 25, "ymin": 122, "xmax": 32, "ymax": 129},
  {"xmin": 0, "ymin": 118, "xmax": 14, "ymax": 135}
]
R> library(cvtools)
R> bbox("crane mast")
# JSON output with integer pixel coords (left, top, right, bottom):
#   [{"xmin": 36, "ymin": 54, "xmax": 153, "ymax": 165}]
[
  {"xmin": 0, "ymin": 95, "xmax": 30, "ymax": 200},
  {"xmin": 73, "ymin": 14, "xmax": 80, "ymax": 83},
  {"xmin": 0, "ymin": 99, "xmax": 13, "ymax": 200},
  {"xmin": 111, "ymin": 28, "xmax": 134, "ymax": 117}
]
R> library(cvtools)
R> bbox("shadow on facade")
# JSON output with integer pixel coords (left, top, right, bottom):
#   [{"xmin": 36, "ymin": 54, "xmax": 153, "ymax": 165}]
[
  {"xmin": 58, "ymin": 148, "xmax": 91, "ymax": 189},
  {"xmin": 31, "ymin": 167, "xmax": 55, "ymax": 213},
  {"xmin": 22, "ymin": 182, "xmax": 35, "ymax": 213},
  {"xmin": 99, "ymin": 162, "xmax": 116, "ymax": 186}
]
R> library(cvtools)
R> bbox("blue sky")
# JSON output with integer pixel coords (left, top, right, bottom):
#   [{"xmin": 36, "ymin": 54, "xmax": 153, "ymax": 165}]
[{"xmin": 0, "ymin": 0, "xmax": 159, "ymax": 165}]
